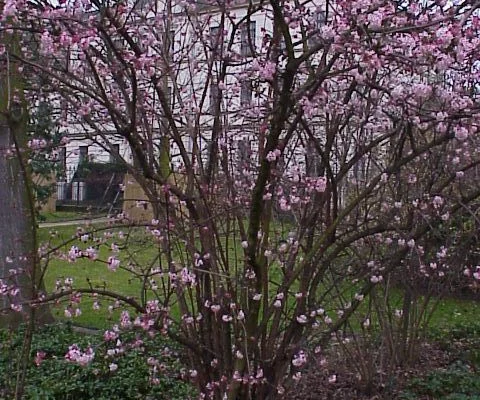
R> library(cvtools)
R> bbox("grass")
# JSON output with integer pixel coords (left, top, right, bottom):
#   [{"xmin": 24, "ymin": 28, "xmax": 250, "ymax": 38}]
[
  {"xmin": 38, "ymin": 223, "xmax": 480, "ymax": 334},
  {"xmin": 429, "ymin": 296, "xmax": 480, "ymax": 330},
  {"xmin": 39, "ymin": 224, "xmax": 156, "ymax": 328},
  {"xmin": 38, "ymin": 221, "xmax": 300, "ymax": 329},
  {"xmin": 38, "ymin": 211, "xmax": 102, "ymax": 223}
]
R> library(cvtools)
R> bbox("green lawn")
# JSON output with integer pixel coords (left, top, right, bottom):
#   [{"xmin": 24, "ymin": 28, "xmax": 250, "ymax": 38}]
[
  {"xmin": 39, "ymin": 224, "xmax": 158, "ymax": 328},
  {"xmin": 38, "ymin": 224, "xmax": 480, "ymax": 333}
]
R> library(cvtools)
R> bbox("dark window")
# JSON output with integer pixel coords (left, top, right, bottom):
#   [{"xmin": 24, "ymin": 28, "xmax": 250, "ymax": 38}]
[
  {"xmin": 241, "ymin": 20, "xmax": 256, "ymax": 57},
  {"xmin": 240, "ymin": 80, "xmax": 252, "ymax": 106},
  {"xmin": 79, "ymin": 146, "xmax": 88, "ymax": 164},
  {"xmin": 237, "ymin": 139, "xmax": 251, "ymax": 167},
  {"xmin": 170, "ymin": 30, "xmax": 175, "ymax": 52},
  {"xmin": 316, "ymin": 10, "xmax": 327, "ymax": 27},
  {"xmin": 210, "ymin": 83, "xmax": 220, "ymax": 114},
  {"xmin": 165, "ymin": 85, "xmax": 175, "ymax": 109},
  {"xmin": 279, "ymin": 36, "xmax": 286, "ymax": 54},
  {"xmin": 58, "ymin": 147, "xmax": 67, "ymax": 175},
  {"xmin": 305, "ymin": 139, "xmax": 321, "ymax": 176},
  {"xmin": 309, "ymin": 10, "xmax": 326, "ymax": 46},
  {"xmin": 210, "ymin": 26, "xmax": 221, "ymax": 51},
  {"xmin": 110, "ymin": 144, "xmax": 120, "ymax": 163}
]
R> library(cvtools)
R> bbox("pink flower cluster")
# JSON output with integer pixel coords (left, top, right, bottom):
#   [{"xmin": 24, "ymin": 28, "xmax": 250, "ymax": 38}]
[{"xmin": 64, "ymin": 345, "xmax": 94, "ymax": 366}]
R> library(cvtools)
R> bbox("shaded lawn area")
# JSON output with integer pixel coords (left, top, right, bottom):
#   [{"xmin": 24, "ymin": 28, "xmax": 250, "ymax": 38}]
[{"xmin": 39, "ymin": 211, "xmax": 102, "ymax": 223}]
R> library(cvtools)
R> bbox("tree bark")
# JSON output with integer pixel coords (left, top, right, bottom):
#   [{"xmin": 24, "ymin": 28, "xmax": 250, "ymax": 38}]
[{"xmin": 0, "ymin": 22, "xmax": 53, "ymax": 328}]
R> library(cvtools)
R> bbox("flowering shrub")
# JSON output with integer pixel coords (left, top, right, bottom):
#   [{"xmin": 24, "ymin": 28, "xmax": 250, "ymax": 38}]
[{"xmin": 1, "ymin": 0, "xmax": 480, "ymax": 399}]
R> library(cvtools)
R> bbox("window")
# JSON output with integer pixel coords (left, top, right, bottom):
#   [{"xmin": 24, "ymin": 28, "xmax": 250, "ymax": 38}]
[
  {"xmin": 240, "ymin": 20, "xmax": 256, "ymax": 57},
  {"xmin": 309, "ymin": 10, "xmax": 327, "ymax": 46},
  {"xmin": 58, "ymin": 147, "xmax": 67, "ymax": 176},
  {"xmin": 167, "ymin": 85, "xmax": 175, "ymax": 108},
  {"xmin": 209, "ymin": 26, "xmax": 221, "ymax": 51},
  {"xmin": 240, "ymin": 80, "xmax": 252, "ymax": 106},
  {"xmin": 110, "ymin": 144, "xmax": 120, "ymax": 163},
  {"xmin": 316, "ymin": 10, "xmax": 327, "ymax": 28},
  {"xmin": 170, "ymin": 30, "xmax": 175, "ymax": 52},
  {"xmin": 237, "ymin": 139, "xmax": 252, "ymax": 167},
  {"xmin": 79, "ymin": 146, "xmax": 88, "ymax": 164},
  {"xmin": 209, "ymin": 83, "xmax": 220, "ymax": 114},
  {"xmin": 305, "ymin": 139, "xmax": 321, "ymax": 176},
  {"xmin": 135, "ymin": 0, "xmax": 150, "ymax": 11}
]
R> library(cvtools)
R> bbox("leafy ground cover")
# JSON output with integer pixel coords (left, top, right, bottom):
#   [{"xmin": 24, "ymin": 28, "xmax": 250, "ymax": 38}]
[
  {"xmin": 287, "ymin": 317, "xmax": 480, "ymax": 399},
  {"xmin": 0, "ymin": 324, "xmax": 195, "ymax": 400}
]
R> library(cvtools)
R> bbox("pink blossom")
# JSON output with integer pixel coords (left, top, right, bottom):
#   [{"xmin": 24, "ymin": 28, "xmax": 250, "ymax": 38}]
[
  {"xmin": 10, "ymin": 304, "xmax": 22, "ymax": 312},
  {"xmin": 104, "ymin": 329, "xmax": 118, "ymax": 341},
  {"xmin": 65, "ymin": 345, "xmax": 94, "ymax": 366},
  {"xmin": 292, "ymin": 350, "xmax": 307, "ymax": 367},
  {"xmin": 210, "ymin": 304, "xmax": 221, "ymax": 313},
  {"xmin": 432, "ymin": 196, "xmax": 444, "ymax": 208},
  {"xmin": 34, "ymin": 351, "xmax": 46, "ymax": 366},
  {"xmin": 454, "ymin": 126, "xmax": 469, "ymax": 141},
  {"xmin": 1, "ymin": 0, "xmax": 18, "ymax": 19},
  {"xmin": 180, "ymin": 268, "xmax": 196, "ymax": 286},
  {"xmin": 266, "ymin": 149, "xmax": 281, "ymax": 162},
  {"xmin": 27, "ymin": 138, "xmax": 48, "ymax": 150},
  {"xmin": 107, "ymin": 256, "xmax": 120, "ymax": 271},
  {"xmin": 355, "ymin": 293, "xmax": 364, "ymax": 301},
  {"xmin": 258, "ymin": 61, "xmax": 276, "ymax": 80},
  {"xmin": 68, "ymin": 246, "xmax": 80, "ymax": 262},
  {"xmin": 85, "ymin": 247, "xmax": 97, "ymax": 260},
  {"xmin": 145, "ymin": 300, "xmax": 160, "ymax": 314},
  {"xmin": 120, "ymin": 311, "xmax": 131, "ymax": 328},
  {"xmin": 313, "ymin": 177, "xmax": 327, "ymax": 192},
  {"xmin": 296, "ymin": 315, "xmax": 307, "ymax": 324}
]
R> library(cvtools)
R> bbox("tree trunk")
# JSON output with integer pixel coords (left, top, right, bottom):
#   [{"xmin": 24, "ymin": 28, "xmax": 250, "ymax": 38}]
[{"xmin": 0, "ymin": 22, "xmax": 53, "ymax": 328}]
